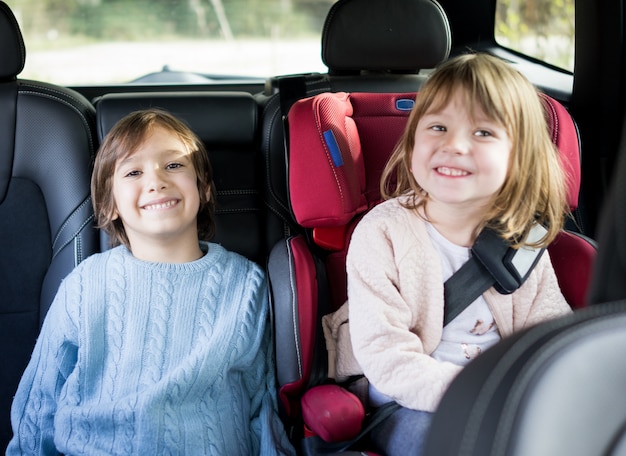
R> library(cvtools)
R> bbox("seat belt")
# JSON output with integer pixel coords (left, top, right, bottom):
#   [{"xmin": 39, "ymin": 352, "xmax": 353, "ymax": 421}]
[{"xmin": 444, "ymin": 223, "xmax": 548, "ymax": 325}]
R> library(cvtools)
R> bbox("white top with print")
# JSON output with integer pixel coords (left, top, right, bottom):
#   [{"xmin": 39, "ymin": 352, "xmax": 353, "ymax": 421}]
[{"xmin": 426, "ymin": 222, "xmax": 501, "ymax": 366}]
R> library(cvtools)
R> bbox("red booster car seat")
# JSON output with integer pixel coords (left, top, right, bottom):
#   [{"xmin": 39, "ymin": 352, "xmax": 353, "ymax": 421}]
[{"xmin": 267, "ymin": 90, "xmax": 594, "ymax": 454}]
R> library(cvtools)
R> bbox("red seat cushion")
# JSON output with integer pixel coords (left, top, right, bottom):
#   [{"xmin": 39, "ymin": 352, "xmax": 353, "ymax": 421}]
[{"xmin": 301, "ymin": 384, "xmax": 365, "ymax": 443}]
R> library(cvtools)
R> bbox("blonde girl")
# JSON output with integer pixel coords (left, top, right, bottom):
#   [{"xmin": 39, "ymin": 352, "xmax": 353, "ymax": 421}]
[{"xmin": 328, "ymin": 53, "xmax": 571, "ymax": 456}]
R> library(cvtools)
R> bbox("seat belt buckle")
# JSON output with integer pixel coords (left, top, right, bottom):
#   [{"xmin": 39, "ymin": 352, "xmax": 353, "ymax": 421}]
[{"xmin": 472, "ymin": 224, "xmax": 547, "ymax": 294}]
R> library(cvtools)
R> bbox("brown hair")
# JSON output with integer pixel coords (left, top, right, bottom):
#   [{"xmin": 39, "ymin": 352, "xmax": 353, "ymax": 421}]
[
  {"xmin": 91, "ymin": 109, "xmax": 216, "ymax": 248},
  {"xmin": 381, "ymin": 53, "xmax": 568, "ymax": 248}
]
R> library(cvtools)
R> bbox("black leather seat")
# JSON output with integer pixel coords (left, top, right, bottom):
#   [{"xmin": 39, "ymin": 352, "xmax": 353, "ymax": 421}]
[{"xmin": 0, "ymin": 1, "xmax": 99, "ymax": 449}]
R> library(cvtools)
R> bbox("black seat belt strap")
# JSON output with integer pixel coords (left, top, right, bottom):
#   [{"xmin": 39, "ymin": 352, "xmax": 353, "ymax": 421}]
[{"xmin": 443, "ymin": 257, "xmax": 494, "ymax": 326}]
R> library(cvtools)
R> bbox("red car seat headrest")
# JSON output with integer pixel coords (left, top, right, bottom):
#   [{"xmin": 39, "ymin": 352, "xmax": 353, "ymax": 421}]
[
  {"xmin": 287, "ymin": 91, "xmax": 581, "ymax": 249},
  {"xmin": 288, "ymin": 92, "xmax": 415, "ymax": 226}
]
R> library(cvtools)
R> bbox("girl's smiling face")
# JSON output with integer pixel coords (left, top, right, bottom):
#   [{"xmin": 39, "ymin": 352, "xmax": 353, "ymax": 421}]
[
  {"xmin": 112, "ymin": 125, "xmax": 202, "ymax": 253},
  {"xmin": 410, "ymin": 89, "xmax": 512, "ymax": 216}
]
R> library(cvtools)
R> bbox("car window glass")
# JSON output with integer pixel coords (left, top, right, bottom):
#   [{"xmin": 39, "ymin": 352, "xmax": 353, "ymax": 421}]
[
  {"xmin": 6, "ymin": 0, "xmax": 332, "ymax": 86},
  {"xmin": 495, "ymin": 0, "xmax": 574, "ymax": 72}
]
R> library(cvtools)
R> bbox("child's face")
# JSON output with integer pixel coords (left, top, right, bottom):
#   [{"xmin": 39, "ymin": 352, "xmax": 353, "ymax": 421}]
[
  {"xmin": 111, "ymin": 125, "xmax": 202, "ymax": 249},
  {"xmin": 411, "ymin": 90, "xmax": 512, "ymax": 215}
]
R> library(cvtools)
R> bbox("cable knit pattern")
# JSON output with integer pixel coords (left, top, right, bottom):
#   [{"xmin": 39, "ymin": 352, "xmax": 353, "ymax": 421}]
[
  {"xmin": 327, "ymin": 197, "xmax": 571, "ymax": 413},
  {"xmin": 104, "ymin": 251, "xmax": 126, "ymax": 402},
  {"xmin": 8, "ymin": 243, "xmax": 294, "ymax": 456}
]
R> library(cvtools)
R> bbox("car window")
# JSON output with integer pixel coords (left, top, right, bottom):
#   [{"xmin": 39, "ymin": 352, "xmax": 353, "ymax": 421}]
[
  {"xmin": 495, "ymin": 0, "xmax": 575, "ymax": 72},
  {"xmin": 6, "ymin": 0, "xmax": 332, "ymax": 86}
]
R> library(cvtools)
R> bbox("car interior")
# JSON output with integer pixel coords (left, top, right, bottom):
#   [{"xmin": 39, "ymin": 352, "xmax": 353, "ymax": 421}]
[{"xmin": 2, "ymin": 0, "xmax": 626, "ymax": 453}]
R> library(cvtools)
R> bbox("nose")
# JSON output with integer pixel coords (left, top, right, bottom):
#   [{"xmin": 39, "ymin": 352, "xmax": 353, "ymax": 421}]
[
  {"xmin": 146, "ymin": 166, "xmax": 168, "ymax": 192},
  {"xmin": 440, "ymin": 131, "xmax": 470, "ymax": 155}
]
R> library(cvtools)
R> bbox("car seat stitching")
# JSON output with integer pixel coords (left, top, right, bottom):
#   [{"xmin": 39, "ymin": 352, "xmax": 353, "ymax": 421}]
[
  {"xmin": 286, "ymin": 239, "xmax": 304, "ymax": 379},
  {"xmin": 52, "ymin": 197, "xmax": 94, "ymax": 259},
  {"xmin": 19, "ymin": 88, "xmax": 96, "ymax": 156}
]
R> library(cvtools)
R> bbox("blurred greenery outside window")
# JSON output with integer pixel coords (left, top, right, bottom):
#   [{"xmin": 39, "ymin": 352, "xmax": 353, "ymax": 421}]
[
  {"xmin": 6, "ymin": 0, "xmax": 332, "ymax": 85},
  {"xmin": 495, "ymin": 0, "xmax": 575, "ymax": 72}
]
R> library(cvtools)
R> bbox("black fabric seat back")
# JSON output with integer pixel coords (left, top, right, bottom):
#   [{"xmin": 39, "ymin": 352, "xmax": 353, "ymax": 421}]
[
  {"xmin": 94, "ymin": 91, "xmax": 268, "ymax": 264},
  {"xmin": 0, "ymin": 1, "xmax": 99, "ymax": 450}
]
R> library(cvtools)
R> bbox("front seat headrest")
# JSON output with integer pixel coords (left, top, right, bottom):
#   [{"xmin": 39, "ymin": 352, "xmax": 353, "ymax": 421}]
[{"xmin": 321, "ymin": 0, "xmax": 451, "ymax": 75}]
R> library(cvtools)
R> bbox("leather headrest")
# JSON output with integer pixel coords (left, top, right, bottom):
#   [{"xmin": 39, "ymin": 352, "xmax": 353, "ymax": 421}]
[
  {"xmin": 321, "ymin": 0, "xmax": 451, "ymax": 74},
  {"xmin": 0, "ymin": 1, "xmax": 25, "ymax": 80},
  {"xmin": 95, "ymin": 92, "xmax": 258, "ymax": 146}
]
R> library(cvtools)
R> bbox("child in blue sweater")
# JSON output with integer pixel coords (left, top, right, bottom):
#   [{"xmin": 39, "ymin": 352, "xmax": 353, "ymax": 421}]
[{"xmin": 8, "ymin": 109, "xmax": 295, "ymax": 455}]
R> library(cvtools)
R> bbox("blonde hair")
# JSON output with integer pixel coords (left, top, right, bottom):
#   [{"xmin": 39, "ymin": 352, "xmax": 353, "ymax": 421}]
[
  {"xmin": 381, "ymin": 53, "xmax": 568, "ymax": 248},
  {"xmin": 91, "ymin": 109, "xmax": 216, "ymax": 249}
]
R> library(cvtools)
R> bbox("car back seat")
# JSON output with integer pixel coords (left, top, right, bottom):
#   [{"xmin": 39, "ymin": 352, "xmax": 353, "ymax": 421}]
[
  {"xmin": 94, "ymin": 91, "xmax": 272, "ymax": 265},
  {"xmin": 0, "ymin": 1, "xmax": 99, "ymax": 449},
  {"xmin": 257, "ymin": 0, "xmax": 451, "ymax": 252},
  {"xmin": 267, "ymin": 89, "xmax": 594, "ymax": 453}
]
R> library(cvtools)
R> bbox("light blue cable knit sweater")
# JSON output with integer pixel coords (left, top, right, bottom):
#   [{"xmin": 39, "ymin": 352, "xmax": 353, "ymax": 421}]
[{"xmin": 8, "ymin": 243, "xmax": 295, "ymax": 455}]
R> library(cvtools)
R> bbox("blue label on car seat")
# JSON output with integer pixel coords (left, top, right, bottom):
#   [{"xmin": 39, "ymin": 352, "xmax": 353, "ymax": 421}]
[
  {"xmin": 323, "ymin": 130, "xmax": 344, "ymax": 167},
  {"xmin": 396, "ymin": 98, "xmax": 415, "ymax": 111}
]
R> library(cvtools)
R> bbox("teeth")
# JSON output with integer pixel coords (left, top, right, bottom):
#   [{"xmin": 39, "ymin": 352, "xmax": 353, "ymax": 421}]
[
  {"xmin": 437, "ymin": 167, "xmax": 468, "ymax": 177},
  {"xmin": 143, "ymin": 200, "xmax": 177, "ymax": 210}
]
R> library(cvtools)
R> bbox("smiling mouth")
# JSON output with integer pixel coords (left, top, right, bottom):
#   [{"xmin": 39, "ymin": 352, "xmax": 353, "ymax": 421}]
[
  {"xmin": 142, "ymin": 199, "xmax": 179, "ymax": 210},
  {"xmin": 436, "ymin": 166, "xmax": 469, "ymax": 177}
]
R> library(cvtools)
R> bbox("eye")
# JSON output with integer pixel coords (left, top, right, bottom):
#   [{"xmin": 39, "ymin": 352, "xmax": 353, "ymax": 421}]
[
  {"xmin": 166, "ymin": 162, "xmax": 183, "ymax": 170},
  {"xmin": 474, "ymin": 129, "xmax": 492, "ymax": 137},
  {"xmin": 124, "ymin": 169, "xmax": 141, "ymax": 178},
  {"xmin": 431, "ymin": 125, "xmax": 446, "ymax": 132}
]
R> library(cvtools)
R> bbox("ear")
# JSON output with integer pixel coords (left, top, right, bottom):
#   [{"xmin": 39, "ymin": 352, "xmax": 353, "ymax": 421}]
[{"xmin": 204, "ymin": 186, "xmax": 211, "ymax": 203}]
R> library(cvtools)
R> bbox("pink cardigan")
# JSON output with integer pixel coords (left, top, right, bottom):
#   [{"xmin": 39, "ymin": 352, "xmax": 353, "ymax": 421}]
[{"xmin": 323, "ymin": 197, "xmax": 571, "ymax": 412}]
